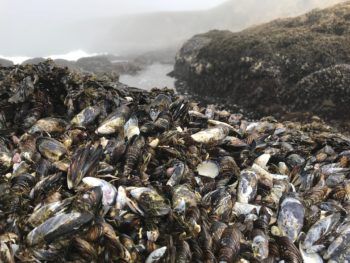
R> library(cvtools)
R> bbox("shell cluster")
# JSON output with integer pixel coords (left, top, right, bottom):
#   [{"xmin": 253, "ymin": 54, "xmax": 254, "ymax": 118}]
[{"xmin": 1, "ymin": 61, "xmax": 350, "ymax": 262}]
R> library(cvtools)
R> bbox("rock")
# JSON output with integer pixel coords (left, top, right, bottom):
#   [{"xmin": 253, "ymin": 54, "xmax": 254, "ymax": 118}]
[
  {"xmin": 53, "ymin": 59, "xmax": 79, "ymax": 71},
  {"xmin": 0, "ymin": 58, "xmax": 14, "ymax": 67},
  {"xmin": 172, "ymin": 2, "xmax": 350, "ymax": 120},
  {"xmin": 22, "ymin": 57, "xmax": 46, "ymax": 65},
  {"xmin": 76, "ymin": 55, "xmax": 144, "ymax": 77},
  {"xmin": 76, "ymin": 55, "xmax": 113, "ymax": 74},
  {"xmin": 111, "ymin": 61, "xmax": 143, "ymax": 75}
]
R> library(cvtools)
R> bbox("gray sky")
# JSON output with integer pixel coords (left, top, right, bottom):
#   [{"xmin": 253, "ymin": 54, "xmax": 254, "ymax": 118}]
[
  {"xmin": 0, "ymin": 0, "xmax": 345, "ymax": 58},
  {"xmin": 0, "ymin": 0, "xmax": 227, "ymax": 57},
  {"xmin": 0, "ymin": 0, "xmax": 227, "ymax": 21}
]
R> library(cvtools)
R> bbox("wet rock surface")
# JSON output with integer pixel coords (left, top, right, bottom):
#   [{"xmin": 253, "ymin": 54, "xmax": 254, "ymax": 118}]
[
  {"xmin": 172, "ymin": 2, "xmax": 350, "ymax": 121},
  {"xmin": 1, "ymin": 61, "xmax": 350, "ymax": 262}
]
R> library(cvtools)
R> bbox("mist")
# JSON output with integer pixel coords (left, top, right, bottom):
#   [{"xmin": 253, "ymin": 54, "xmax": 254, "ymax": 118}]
[{"xmin": 0, "ymin": 0, "xmax": 346, "ymax": 58}]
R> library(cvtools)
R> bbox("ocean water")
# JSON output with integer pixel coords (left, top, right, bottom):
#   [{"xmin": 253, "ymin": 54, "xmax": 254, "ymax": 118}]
[
  {"xmin": 0, "ymin": 50, "xmax": 104, "ymax": 65},
  {"xmin": 119, "ymin": 63, "xmax": 175, "ymax": 91}
]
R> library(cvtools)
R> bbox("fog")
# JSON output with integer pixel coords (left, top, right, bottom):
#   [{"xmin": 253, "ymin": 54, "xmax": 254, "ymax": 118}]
[{"xmin": 0, "ymin": 0, "xmax": 346, "ymax": 58}]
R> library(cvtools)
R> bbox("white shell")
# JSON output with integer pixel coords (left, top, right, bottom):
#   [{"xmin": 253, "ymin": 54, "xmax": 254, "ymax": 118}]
[
  {"xmin": 299, "ymin": 242, "xmax": 323, "ymax": 263},
  {"xmin": 82, "ymin": 177, "xmax": 117, "ymax": 207},
  {"xmin": 145, "ymin": 246, "xmax": 167, "ymax": 263},
  {"xmin": 191, "ymin": 126, "xmax": 228, "ymax": 144},
  {"xmin": 254, "ymin": 153, "xmax": 271, "ymax": 170},
  {"xmin": 124, "ymin": 116, "xmax": 140, "ymax": 141},
  {"xmin": 196, "ymin": 161, "xmax": 219, "ymax": 178}
]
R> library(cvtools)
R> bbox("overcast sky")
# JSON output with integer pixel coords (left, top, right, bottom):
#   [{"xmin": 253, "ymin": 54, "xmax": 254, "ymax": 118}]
[
  {"xmin": 0, "ymin": 0, "xmax": 227, "ymax": 22},
  {"xmin": 0, "ymin": 0, "xmax": 345, "ymax": 58}
]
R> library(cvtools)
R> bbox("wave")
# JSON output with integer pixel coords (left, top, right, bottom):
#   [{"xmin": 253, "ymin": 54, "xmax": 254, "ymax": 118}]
[{"xmin": 0, "ymin": 49, "xmax": 106, "ymax": 65}]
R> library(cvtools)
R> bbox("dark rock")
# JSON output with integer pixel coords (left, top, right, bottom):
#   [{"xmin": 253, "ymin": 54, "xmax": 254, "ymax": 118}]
[
  {"xmin": 133, "ymin": 47, "xmax": 178, "ymax": 65},
  {"xmin": 172, "ymin": 2, "xmax": 350, "ymax": 120},
  {"xmin": 76, "ymin": 55, "xmax": 113, "ymax": 74},
  {"xmin": 111, "ymin": 61, "xmax": 143, "ymax": 75},
  {"xmin": 53, "ymin": 59, "xmax": 79, "ymax": 71},
  {"xmin": 22, "ymin": 57, "xmax": 46, "ymax": 65},
  {"xmin": 75, "ymin": 55, "xmax": 143, "ymax": 76},
  {"xmin": 0, "ymin": 58, "xmax": 14, "ymax": 67}
]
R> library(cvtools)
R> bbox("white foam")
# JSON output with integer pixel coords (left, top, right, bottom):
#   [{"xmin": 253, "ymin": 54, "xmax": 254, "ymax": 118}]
[
  {"xmin": 46, "ymin": 50, "xmax": 103, "ymax": 61},
  {"xmin": 0, "ymin": 49, "xmax": 106, "ymax": 65},
  {"xmin": 0, "ymin": 55, "xmax": 31, "ymax": 65}
]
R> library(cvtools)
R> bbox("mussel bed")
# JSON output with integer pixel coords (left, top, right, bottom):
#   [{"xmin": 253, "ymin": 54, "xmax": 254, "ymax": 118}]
[{"xmin": 0, "ymin": 61, "xmax": 350, "ymax": 262}]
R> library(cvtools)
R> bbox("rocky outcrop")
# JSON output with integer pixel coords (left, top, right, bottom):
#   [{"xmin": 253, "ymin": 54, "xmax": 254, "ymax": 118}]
[
  {"xmin": 76, "ymin": 55, "xmax": 143, "ymax": 76},
  {"xmin": 172, "ymin": 2, "xmax": 350, "ymax": 120},
  {"xmin": 22, "ymin": 57, "xmax": 46, "ymax": 65},
  {"xmin": 76, "ymin": 56, "xmax": 113, "ymax": 74},
  {"xmin": 0, "ymin": 58, "xmax": 14, "ymax": 67}
]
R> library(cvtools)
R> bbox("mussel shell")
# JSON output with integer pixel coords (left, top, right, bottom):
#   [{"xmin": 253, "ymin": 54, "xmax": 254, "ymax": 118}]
[
  {"xmin": 277, "ymin": 196, "xmax": 304, "ymax": 242},
  {"xmin": 10, "ymin": 173, "xmax": 36, "ymax": 193},
  {"xmin": 131, "ymin": 188, "xmax": 171, "ymax": 217},
  {"xmin": 172, "ymin": 184, "xmax": 198, "ymax": 213},
  {"xmin": 252, "ymin": 229, "xmax": 269, "ymax": 260},
  {"xmin": 67, "ymin": 144, "xmax": 103, "ymax": 189},
  {"xmin": 167, "ymin": 161, "xmax": 186, "ymax": 187},
  {"xmin": 124, "ymin": 115, "xmax": 140, "ymax": 141},
  {"xmin": 26, "ymin": 212, "xmax": 93, "ymax": 246},
  {"xmin": 275, "ymin": 236, "xmax": 302, "ymax": 263},
  {"xmin": 82, "ymin": 177, "xmax": 117, "ymax": 209},
  {"xmin": 28, "ymin": 199, "xmax": 72, "ymax": 227},
  {"xmin": 29, "ymin": 117, "xmax": 67, "ymax": 134},
  {"xmin": 237, "ymin": 169, "xmax": 258, "ymax": 203},
  {"xmin": 218, "ymin": 226, "xmax": 241, "ymax": 262},
  {"xmin": 0, "ymin": 151, "xmax": 12, "ymax": 173},
  {"xmin": 36, "ymin": 137, "xmax": 67, "ymax": 161},
  {"xmin": 324, "ymin": 228, "xmax": 350, "ymax": 261},
  {"xmin": 73, "ymin": 186, "xmax": 103, "ymax": 214},
  {"xmin": 191, "ymin": 126, "xmax": 229, "ymax": 144},
  {"xmin": 71, "ymin": 105, "xmax": 101, "ymax": 127},
  {"xmin": 196, "ymin": 160, "xmax": 220, "ymax": 179},
  {"xmin": 303, "ymin": 213, "xmax": 341, "ymax": 253},
  {"xmin": 145, "ymin": 246, "xmax": 167, "ymax": 263},
  {"xmin": 95, "ymin": 105, "xmax": 130, "ymax": 135}
]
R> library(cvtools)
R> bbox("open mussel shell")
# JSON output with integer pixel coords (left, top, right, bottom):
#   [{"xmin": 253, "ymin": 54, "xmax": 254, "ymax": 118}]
[
  {"xmin": 82, "ymin": 177, "xmax": 117, "ymax": 210},
  {"xmin": 95, "ymin": 105, "xmax": 130, "ymax": 135},
  {"xmin": 36, "ymin": 137, "xmax": 67, "ymax": 161},
  {"xmin": 196, "ymin": 160, "xmax": 220, "ymax": 179}
]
